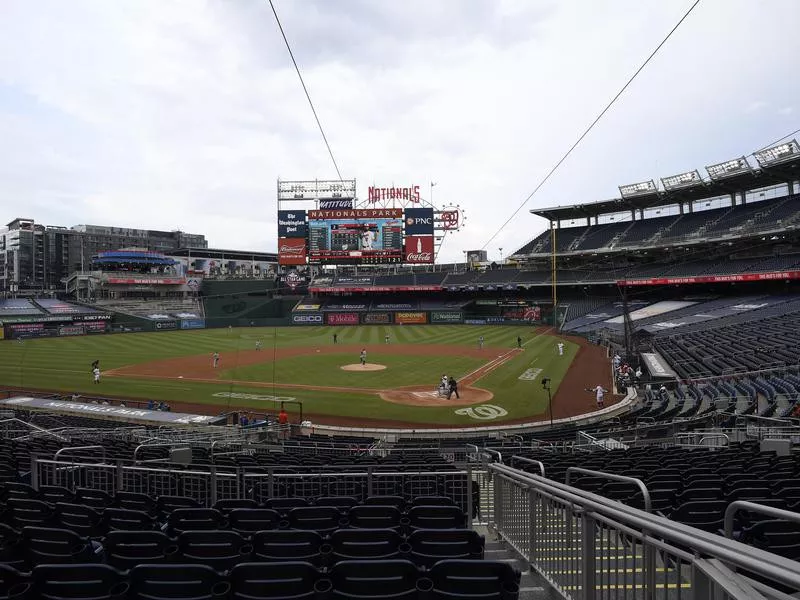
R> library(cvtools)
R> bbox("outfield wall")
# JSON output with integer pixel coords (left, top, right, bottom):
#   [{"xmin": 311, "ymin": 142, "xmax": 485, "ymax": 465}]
[{"xmin": 290, "ymin": 309, "xmax": 542, "ymax": 326}]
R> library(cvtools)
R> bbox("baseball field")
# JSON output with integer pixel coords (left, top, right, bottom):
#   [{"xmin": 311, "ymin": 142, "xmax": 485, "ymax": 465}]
[{"xmin": 0, "ymin": 325, "xmax": 613, "ymax": 427}]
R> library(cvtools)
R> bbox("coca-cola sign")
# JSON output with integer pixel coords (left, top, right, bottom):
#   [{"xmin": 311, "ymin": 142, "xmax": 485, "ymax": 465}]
[
  {"xmin": 278, "ymin": 237, "xmax": 307, "ymax": 266},
  {"xmin": 404, "ymin": 235, "xmax": 434, "ymax": 264}
]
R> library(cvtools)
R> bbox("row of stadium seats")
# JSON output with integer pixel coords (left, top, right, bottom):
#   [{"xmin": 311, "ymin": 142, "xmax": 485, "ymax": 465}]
[
  {"xmin": 0, "ymin": 560, "xmax": 520, "ymax": 600},
  {"xmin": 3, "ymin": 525, "xmax": 483, "ymax": 570},
  {"xmin": 514, "ymin": 193, "xmax": 800, "ymax": 254}
]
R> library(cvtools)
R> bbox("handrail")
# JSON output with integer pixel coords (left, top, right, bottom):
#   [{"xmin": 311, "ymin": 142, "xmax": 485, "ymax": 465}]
[
  {"xmin": 54, "ymin": 445, "xmax": 106, "ymax": 461},
  {"xmin": 491, "ymin": 463, "xmax": 800, "ymax": 592},
  {"xmin": 0, "ymin": 418, "xmax": 68, "ymax": 441},
  {"xmin": 565, "ymin": 466, "xmax": 652, "ymax": 513},
  {"xmin": 482, "ymin": 448, "xmax": 502, "ymax": 464},
  {"xmin": 724, "ymin": 501, "xmax": 800, "ymax": 539},
  {"xmin": 509, "ymin": 456, "xmax": 545, "ymax": 477},
  {"xmin": 675, "ymin": 431, "xmax": 729, "ymax": 447}
]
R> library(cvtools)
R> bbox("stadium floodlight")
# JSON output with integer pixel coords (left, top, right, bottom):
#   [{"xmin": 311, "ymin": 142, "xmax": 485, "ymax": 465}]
[
  {"xmin": 619, "ymin": 180, "xmax": 658, "ymax": 198},
  {"xmin": 661, "ymin": 170, "xmax": 702, "ymax": 191},
  {"xmin": 705, "ymin": 157, "xmax": 752, "ymax": 180},
  {"xmin": 753, "ymin": 139, "xmax": 800, "ymax": 167}
]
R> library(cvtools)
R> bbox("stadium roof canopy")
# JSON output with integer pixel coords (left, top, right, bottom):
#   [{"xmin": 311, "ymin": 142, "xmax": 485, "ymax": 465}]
[
  {"xmin": 531, "ymin": 150, "xmax": 800, "ymax": 222},
  {"xmin": 171, "ymin": 247, "xmax": 278, "ymax": 261}
]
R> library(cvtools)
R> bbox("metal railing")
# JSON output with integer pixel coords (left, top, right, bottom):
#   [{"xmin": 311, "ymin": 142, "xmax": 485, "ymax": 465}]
[
  {"xmin": 30, "ymin": 456, "xmax": 486, "ymax": 522},
  {"xmin": 489, "ymin": 462, "xmax": 800, "ymax": 599}
]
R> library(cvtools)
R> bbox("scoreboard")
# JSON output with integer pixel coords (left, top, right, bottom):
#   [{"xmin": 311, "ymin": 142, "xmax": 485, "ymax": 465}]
[{"xmin": 278, "ymin": 206, "xmax": 435, "ymax": 266}]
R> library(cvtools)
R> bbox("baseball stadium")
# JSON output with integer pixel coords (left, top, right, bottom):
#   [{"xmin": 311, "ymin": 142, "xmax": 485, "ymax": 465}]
[{"xmin": 3, "ymin": 4, "xmax": 800, "ymax": 600}]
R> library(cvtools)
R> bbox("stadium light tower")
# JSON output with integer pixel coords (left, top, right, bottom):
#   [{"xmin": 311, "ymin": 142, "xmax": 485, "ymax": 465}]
[
  {"xmin": 661, "ymin": 170, "xmax": 703, "ymax": 191},
  {"xmin": 619, "ymin": 180, "xmax": 658, "ymax": 199},
  {"xmin": 705, "ymin": 157, "xmax": 752, "ymax": 180},
  {"xmin": 754, "ymin": 139, "xmax": 800, "ymax": 167}
]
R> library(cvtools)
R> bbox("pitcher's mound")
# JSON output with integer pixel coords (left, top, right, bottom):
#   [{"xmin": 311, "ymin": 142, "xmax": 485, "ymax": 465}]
[{"xmin": 341, "ymin": 363, "xmax": 387, "ymax": 371}]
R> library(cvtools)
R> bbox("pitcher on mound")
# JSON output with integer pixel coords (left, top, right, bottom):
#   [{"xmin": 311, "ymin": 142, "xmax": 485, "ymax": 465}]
[{"xmin": 360, "ymin": 348, "xmax": 367, "ymax": 366}]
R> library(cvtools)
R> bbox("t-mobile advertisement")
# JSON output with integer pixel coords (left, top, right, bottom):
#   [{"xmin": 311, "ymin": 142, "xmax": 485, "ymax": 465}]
[{"xmin": 327, "ymin": 313, "xmax": 360, "ymax": 325}]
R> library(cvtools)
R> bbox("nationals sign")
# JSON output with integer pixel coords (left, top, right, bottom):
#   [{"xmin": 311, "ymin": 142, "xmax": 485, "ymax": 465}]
[
  {"xmin": 278, "ymin": 238, "xmax": 307, "ymax": 266},
  {"xmin": 404, "ymin": 236, "xmax": 434, "ymax": 264},
  {"xmin": 368, "ymin": 185, "xmax": 420, "ymax": 203}
]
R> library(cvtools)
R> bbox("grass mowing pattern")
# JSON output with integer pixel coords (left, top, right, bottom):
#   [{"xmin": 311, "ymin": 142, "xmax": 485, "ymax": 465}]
[{"xmin": 0, "ymin": 325, "xmax": 578, "ymax": 425}]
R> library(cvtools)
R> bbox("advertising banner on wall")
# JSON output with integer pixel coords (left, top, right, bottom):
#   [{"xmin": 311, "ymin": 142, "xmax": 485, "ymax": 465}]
[
  {"xmin": 430, "ymin": 311, "xmax": 463, "ymax": 324},
  {"xmin": 277, "ymin": 210, "xmax": 308, "ymax": 238},
  {"xmin": 180, "ymin": 319, "xmax": 206, "ymax": 330},
  {"xmin": 83, "ymin": 321, "xmax": 108, "ymax": 333},
  {"xmin": 404, "ymin": 236, "xmax": 434, "ymax": 264},
  {"xmin": 58, "ymin": 325, "xmax": 85, "ymax": 337},
  {"xmin": 292, "ymin": 313, "xmax": 324, "ymax": 325},
  {"xmin": 403, "ymin": 208, "xmax": 435, "ymax": 235},
  {"xmin": 319, "ymin": 199, "xmax": 354, "ymax": 209},
  {"xmin": 153, "ymin": 321, "xmax": 177, "ymax": 331},
  {"xmin": 327, "ymin": 313, "xmax": 360, "ymax": 325},
  {"xmin": 362, "ymin": 312, "xmax": 392, "ymax": 324},
  {"xmin": 278, "ymin": 238, "xmax": 308, "ymax": 266},
  {"xmin": 294, "ymin": 303, "xmax": 321, "ymax": 311},
  {"xmin": 395, "ymin": 312, "xmax": 428, "ymax": 324}
]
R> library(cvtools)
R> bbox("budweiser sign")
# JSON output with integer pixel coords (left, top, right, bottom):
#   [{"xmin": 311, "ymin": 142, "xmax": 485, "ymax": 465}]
[
  {"xmin": 404, "ymin": 235, "xmax": 434, "ymax": 264},
  {"xmin": 368, "ymin": 185, "xmax": 420, "ymax": 203},
  {"xmin": 278, "ymin": 237, "xmax": 307, "ymax": 266}
]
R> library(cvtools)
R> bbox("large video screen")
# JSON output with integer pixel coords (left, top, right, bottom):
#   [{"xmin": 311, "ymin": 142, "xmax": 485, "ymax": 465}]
[{"xmin": 308, "ymin": 211, "xmax": 404, "ymax": 264}]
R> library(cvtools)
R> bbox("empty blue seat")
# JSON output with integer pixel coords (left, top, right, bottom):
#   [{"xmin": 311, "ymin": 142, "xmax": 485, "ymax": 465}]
[
  {"xmin": 252, "ymin": 530, "xmax": 324, "ymax": 566},
  {"xmin": 177, "ymin": 530, "xmax": 251, "ymax": 571},
  {"xmin": 407, "ymin": 530, "xmax": 484, "ymax": 567},
  {"xmin": 22, "ymin": 527, "xmax": 98, "ymax": 566},
  {"xmin": 348, "ymin": 505, "xmax": 403, "ymax": 530},
  {"xmin": 407, "ymin": 506, "xmax": 467, "ymax": 531},
  {"xmin": 32, "ymin": 564, "xmax": 127, "ymax": 600},
  {"xmin": 128, "ymin": 564, "xmax": 229, "ymax": 600},
  {"xmin": 105, "ymin": 530, "xmax": 176, "ymax": 570},
  {"xmin": 228, "ymin": 509, "xmax": 280, "ymax": 536},
  {"xmin": 328, "ymin": 559, "xmax": 420, "ymax": 600},
  {"xmin": 329, "ymin": 529, "xmax": 405, "ymax": 563},
  {"xmin": 428, "ymin": 560, "xmax": 520, "ymax": 600},
  {"xmin": 165, "ymin": 508, "xmax": 225, "ymax": 536},
  {"xmin": 286, "ymin": 506, "xmax": 344, "ymax": 533},
  {"xmin": 229, "ymin": 562, "xmax": 323, "ymax": 600}
]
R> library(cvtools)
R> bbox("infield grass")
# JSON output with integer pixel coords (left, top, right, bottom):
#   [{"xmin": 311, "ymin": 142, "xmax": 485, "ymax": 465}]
[{"xmin": 0, "ymin": 325, "xmax": 579, "ymax": 425}]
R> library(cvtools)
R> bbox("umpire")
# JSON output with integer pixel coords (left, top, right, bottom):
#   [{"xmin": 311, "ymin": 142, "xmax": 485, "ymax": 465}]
[{"xmin": 447, "ymin": 377, "xmax": 460, "ymax": 400}]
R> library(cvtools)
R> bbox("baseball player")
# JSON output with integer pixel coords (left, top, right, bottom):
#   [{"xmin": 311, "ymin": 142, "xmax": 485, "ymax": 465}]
[
  {"xmin": 439, "ymin": 374, "xmax": 448, "ymax": 397},
  {"xmin": 360, "ymin": 228, "xmax": 376, "ymax": 250},
  {"xmin": 557, "ymin": 342, "xmax": 564, "ymax": 356},
  {"xmin": 92, "ymin": 366, "xmax": 101, "ymax": 384},
  {"xmin": 360, "ymin": 349, "xmax": 367, "ymax": 366},
  {"xmin": 255, "ymin": 340, "xmax": 262, "ymax": 351},
  {"xmin": 478, "ymin": 335, "xmax": 484, "ymax": 350},
  {"xmin": 212, "ymin": 352, "xmax": 220, "ymax": 368},
  {"xmin": 384, "ymin": 334, "xmax": 390, "ymax": 344}
]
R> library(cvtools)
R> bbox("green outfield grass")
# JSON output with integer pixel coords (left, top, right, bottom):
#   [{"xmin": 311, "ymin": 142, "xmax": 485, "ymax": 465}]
[{"xmin": 0, "ymin": 325, "xmax": 579, "ymax": 425}]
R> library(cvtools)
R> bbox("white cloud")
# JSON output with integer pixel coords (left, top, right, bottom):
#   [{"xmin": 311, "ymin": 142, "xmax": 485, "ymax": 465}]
[{"xmin": 0, "ymin": 0, "xmax": 799, "ymax": 262}]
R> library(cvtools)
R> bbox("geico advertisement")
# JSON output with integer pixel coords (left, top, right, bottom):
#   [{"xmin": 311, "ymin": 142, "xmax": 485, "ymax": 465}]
[{"xmin": 291, "ymin": 313, "xmax": 323, "ymax": 325}]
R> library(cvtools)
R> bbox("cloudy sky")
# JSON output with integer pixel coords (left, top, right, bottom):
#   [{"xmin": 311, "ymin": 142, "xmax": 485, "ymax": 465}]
[{"xmin": 0, "ymin": 0, "xmax": 798, "ymax": 262}]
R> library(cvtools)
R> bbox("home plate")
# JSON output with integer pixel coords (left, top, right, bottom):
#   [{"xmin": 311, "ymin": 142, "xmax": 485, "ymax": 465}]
[{"xmin": 178, "ymin": 376, "xmax": 184, "ymax": 379}]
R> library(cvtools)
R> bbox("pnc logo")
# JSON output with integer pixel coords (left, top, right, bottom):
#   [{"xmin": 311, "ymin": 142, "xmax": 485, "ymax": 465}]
[{"xmin": 406, "ymin": 216, "xmax": 433, "ymax": 226}]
